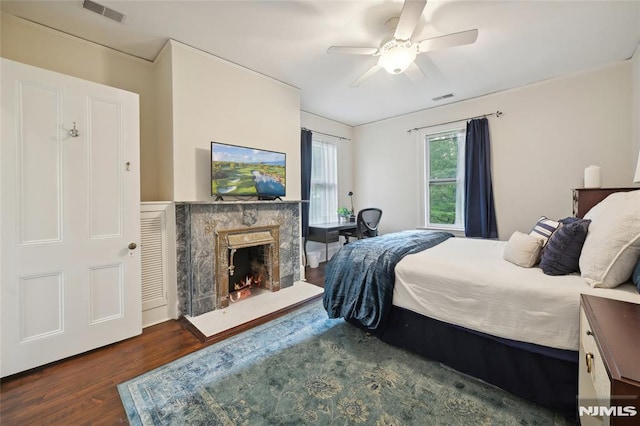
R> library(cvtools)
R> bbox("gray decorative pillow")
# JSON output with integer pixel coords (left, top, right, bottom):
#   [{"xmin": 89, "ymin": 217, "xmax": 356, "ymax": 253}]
[{"xmin": 540, "ymin": 219, "xmax": 591, "ymax": 276}]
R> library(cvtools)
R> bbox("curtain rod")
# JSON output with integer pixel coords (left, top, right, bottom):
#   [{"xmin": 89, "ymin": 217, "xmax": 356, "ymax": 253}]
[
  {"xmin": 406, "ymin": 110, "xmax": 503, "ymax": 133},
  {"xmin": 301, "ymin": 127, "xmax": 351, "ymax": 141}
]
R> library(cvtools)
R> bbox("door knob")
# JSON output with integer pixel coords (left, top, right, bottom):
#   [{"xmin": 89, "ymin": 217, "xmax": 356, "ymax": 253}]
[{"xmin": 128, "ymin": 242, "xmax": 137, "ymax": 250}]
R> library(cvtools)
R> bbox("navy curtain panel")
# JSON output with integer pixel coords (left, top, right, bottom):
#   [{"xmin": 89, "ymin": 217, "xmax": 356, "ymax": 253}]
[
  {"xmin": 301, "ymin": 129, "xmax": 313, "ymax": 238},
  {"xmin": 464, "ymin": 118, "xmax": 498, "ymax": 238}
]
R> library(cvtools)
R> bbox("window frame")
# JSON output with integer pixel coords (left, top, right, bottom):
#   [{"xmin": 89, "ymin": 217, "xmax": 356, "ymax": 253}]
[
  {"xmin": 309, "ymin": 137, "xmax": 339, "ymax": 225},
  {"xmin": 419, "ymin": 127, "xmax": 466, "ymax": 231}
]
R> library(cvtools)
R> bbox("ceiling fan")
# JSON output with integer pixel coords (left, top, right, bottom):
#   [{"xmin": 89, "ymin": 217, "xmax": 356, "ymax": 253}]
[{"xmin": 327, "ymin": 0, "xmax": 478, "ymax": 87}]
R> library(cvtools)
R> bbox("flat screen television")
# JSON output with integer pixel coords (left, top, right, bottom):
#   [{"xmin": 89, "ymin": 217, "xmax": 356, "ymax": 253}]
[{"xmin": 211, "ymin": 142, "xmax": 286, "ymax": 198}]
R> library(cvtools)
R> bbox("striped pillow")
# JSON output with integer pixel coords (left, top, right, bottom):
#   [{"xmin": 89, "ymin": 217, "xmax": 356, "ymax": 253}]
[{"xmin": 529, "ymin": 216, "xmax": 560, "ymax": 246}]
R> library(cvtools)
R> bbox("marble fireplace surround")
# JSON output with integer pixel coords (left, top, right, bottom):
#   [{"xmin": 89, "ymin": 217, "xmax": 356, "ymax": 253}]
[{"xmin": 175, "ymin": 201, "xmax": 302, "ymax": 317}]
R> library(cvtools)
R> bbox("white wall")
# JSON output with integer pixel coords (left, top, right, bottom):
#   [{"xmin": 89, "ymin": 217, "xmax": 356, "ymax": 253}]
[
  {"xmin": 0, "ymin": 13, "xmax": 160, "ymax": 201},
  {"xmin": 353, "ymin": 62, "xmax": 635, "ymax": 240},
  {"xmin": 167, "ymin": 40, "xmax": 301, "ymax": 201},
  {"xmin": 154, "ymin": 43, "xmax": 175, "ymax": 201}
]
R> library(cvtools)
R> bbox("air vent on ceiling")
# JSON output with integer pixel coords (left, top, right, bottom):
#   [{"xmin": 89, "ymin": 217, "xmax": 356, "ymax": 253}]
[
  {"xmin": 82, "ymin": 0, "xmax": 125, "ymax": 23},
  {"xmin": 432, "ymin": 93, "xmax": 455, "ymax": 101}
]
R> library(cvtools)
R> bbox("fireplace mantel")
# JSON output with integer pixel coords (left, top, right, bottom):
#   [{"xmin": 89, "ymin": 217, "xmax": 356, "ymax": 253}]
[{"xmin": 175, "ymin": 201, "xmax": 302, "ymax": 317}]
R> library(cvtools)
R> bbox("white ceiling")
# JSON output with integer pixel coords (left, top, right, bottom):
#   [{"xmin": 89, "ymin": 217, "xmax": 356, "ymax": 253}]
[{"xmin": 2, "ymin": 0, "xmax": 639, "ymax": 126}]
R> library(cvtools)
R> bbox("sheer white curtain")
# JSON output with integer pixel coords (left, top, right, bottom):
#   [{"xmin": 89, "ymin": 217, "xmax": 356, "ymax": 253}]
[{"xmin": 310, "ymin": 139, "xmax": 338, "ymax": 224}]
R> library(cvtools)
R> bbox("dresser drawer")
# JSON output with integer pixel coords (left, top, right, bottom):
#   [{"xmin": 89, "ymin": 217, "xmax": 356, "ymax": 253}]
[{"xmin": 580, "ymin": 307, "xmax": 611, "ymax": 406}]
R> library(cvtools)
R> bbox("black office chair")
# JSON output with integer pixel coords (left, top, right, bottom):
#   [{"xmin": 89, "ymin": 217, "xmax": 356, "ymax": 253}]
[{"xmin": 340, "ymin": 208, "xmax": 382, "ymax": 244}]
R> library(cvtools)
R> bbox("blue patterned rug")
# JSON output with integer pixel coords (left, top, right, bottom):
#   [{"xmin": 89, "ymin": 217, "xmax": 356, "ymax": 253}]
[{"xmin": 118, "ymin": 301, "xmax": 576, "ymax": 425}]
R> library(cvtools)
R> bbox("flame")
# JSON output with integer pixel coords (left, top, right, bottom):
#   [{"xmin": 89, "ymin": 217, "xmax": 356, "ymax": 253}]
[{"xmin": 233, "ymin": 274, "xmax": 263, "ymax": 290}]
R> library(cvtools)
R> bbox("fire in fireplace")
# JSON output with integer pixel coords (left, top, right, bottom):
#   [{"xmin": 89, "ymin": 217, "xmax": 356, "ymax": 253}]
[
  {"xmin": 215, "ymin": 225, "xmax": 280, "ymax": 309},
  {"xmin": 228, "ymin": 245, "xmax": 269, "ymax": 302}
]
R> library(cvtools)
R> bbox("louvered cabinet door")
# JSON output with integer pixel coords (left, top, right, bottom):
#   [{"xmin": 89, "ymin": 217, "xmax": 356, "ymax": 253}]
[
  {"xmin": 140, "ymin": 202, "xmax": 177, "ymax": 327},
  {"xmin": 140, "ymin": 201, "xmax": 178, "ymax": 327},
  {"xmin": 141, "ymin": 210, "xmax": 169, "ymax": 313}
]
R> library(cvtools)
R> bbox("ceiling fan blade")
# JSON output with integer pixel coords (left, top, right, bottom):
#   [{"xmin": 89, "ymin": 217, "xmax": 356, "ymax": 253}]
[
  {"xmin": 404, "ymin": 62, "xmax": 427, "ymax": 82},
  {"xmin": 416, "ymin": 29, "xmax": 478, "ymax": 53},
  {"xmin": 327, "ymin": 46, "xmax": 379, "ymax": 55},
  {"xmin": 349, "ymin": 65, "xmax": 382, "ymax": 88},
  {"xmin": 394, "ymin": 0, "xmax": 427, "ymax": 41}
]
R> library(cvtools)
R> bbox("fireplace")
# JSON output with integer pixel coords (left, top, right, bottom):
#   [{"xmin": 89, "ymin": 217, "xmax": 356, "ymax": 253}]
[
  {"xmin": 215, "ymin": 225, "xmax": 280, "ymax": 309},
  {"xmin": 175, "ymin": 201, "xmax": 301, "ymax": 317}
]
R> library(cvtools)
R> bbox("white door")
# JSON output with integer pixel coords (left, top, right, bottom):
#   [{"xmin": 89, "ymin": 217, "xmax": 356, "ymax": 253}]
[{"xmin": 1, "ymin": 59, "xmax": 142, "ymax": 377}]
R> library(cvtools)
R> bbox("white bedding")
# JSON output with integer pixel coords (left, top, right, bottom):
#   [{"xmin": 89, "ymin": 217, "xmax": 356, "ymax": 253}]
[{"xmin": 393, "ymin": 237, "xmax": 640, "ymax": 351}]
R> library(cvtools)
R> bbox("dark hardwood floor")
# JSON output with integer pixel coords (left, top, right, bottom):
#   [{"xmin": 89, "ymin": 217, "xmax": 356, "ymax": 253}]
[
  {"xmin": 0, "ymin": 265, "xmax": 326, "ymax": 425},
  {"xmin": 302, "ymin": 261, "xmax": 326, "ymax": 287}
]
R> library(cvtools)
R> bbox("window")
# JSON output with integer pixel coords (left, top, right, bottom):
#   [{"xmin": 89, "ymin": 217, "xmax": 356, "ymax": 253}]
[
  {"xmin": 310, "ymin": 139, "xmax": 338, "ymax": 224},
  {"xmin": 424, "ymin": 129, "xmax": 466, "ymax": 230}
]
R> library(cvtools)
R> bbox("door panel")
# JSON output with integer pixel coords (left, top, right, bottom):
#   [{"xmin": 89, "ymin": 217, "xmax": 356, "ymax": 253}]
[
  {"xmin": 1, "ymin": 58, "xmax": 142, "ymax": 377},
  {"xmin": 19, "ymin": 272, "xmax": 63, "ymax": 341},
  {"xmin": 88, "ymin": 97, "xmax": 123, "ymax": 238},
  {"xmin": 89, "ymin": 264, "xmax": 124, "ymax": 323},
  {"xmin": 17, "ymin": 82, "xmax": 62, "ymax": 244}
]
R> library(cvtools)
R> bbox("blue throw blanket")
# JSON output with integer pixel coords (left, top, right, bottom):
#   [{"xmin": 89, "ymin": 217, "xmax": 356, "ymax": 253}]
[{"xmin": 323, "ymin": 230, "xmax": 453, "ymax": 330}]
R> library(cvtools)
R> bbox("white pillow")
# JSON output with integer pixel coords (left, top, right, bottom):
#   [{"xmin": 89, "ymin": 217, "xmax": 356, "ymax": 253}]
[
  {"xmin": 579, "ymin": 190, "xmax": 640, "ymax": 288},
  {"xmin": 504, "ymin": 231, "xmax": 544, "ymax": 268}
]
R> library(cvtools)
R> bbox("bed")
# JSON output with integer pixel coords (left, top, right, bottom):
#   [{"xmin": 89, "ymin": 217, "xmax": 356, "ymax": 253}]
[{"xmin": 323, "ymin": 189, "xmax": 640, "ymax": 417}]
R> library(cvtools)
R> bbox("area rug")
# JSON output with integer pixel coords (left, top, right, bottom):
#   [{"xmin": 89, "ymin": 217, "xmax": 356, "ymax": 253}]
[{"xmin": 118, "ymin": 301, "xmax": 576, "ymax": 425}]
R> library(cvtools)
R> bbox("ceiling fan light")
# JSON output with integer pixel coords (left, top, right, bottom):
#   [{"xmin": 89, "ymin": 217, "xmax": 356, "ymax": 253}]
[{"xmin": 379, "ymin": 45, "xmax": 416, "ymax": 74}]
